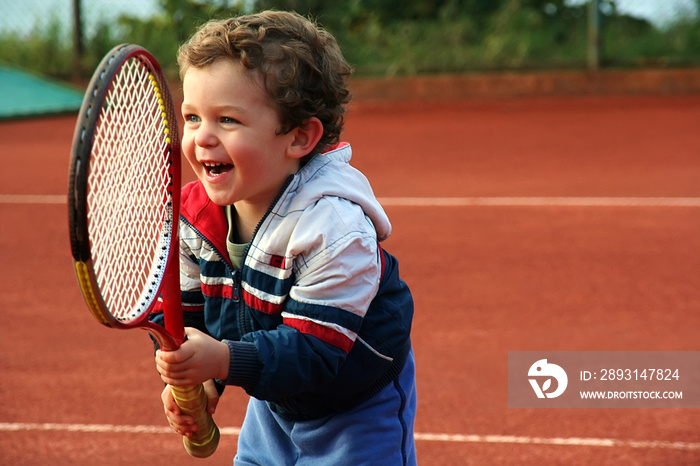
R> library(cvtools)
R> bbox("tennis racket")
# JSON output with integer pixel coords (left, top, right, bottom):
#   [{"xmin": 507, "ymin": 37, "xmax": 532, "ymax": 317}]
[{"xmin": 68, "ymin": 44, "xmax": 219, "ymax": 458}]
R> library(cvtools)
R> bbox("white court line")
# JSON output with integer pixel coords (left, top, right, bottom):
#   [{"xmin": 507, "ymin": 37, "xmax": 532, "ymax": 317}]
[
  {"xmin": 3, "ymin": 194, "xmax": 700, "ymax": 207},
  {"xmin": 412, "ymin": 433, "xmax": 700, "ymax": 450},
  {"xmin": 0, "ymin": 194, "xmax": 67, "ymax": 204},
  {"xmin": 0, "ymin": 423, "xmax": 698, "ymax": 451}
]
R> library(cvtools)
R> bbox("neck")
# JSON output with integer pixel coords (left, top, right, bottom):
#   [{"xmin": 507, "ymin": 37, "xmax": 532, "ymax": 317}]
[{"xmin": 231, "ymin": 202, "xmax": 263, "ymax": 243}]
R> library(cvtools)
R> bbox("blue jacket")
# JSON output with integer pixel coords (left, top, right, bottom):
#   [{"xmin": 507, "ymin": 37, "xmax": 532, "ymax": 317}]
[{"xmin": 154, "ymin": 143, "xmax": 413, "ymax": 421}]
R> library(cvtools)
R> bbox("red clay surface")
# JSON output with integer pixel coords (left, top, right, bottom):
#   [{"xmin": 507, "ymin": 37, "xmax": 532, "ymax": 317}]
[{"xmin": 1, "ymin": 90, "xmax": 700, "ymax": 465}]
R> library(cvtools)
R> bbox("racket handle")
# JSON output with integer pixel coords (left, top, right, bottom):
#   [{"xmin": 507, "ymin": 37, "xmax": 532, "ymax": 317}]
[{"xmin": 170, "ymin": 384, "xmax": 220, "ymax": 458}]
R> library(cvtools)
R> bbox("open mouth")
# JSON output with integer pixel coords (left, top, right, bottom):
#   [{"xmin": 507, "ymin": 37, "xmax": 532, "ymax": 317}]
[{"xmin": 203, "ymin": 162, "xmax": 233, "ymax": 177}]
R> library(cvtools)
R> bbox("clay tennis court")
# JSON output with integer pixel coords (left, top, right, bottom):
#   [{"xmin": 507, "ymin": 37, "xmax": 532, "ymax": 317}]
[{"xmin": 1, "ymin": 80, "xmax": 699, "ymax": 464}]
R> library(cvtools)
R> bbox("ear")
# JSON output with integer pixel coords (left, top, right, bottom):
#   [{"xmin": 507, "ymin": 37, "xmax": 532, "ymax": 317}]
[{"xmin": 287, "ymin": 117, "xmax": 324, "ymax": 159}]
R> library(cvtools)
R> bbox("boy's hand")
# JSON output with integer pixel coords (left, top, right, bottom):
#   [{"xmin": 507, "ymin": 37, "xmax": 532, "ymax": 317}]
[
  {"xmin": 156, "ymin": 327, "xmax": 230, "ymax": 386},
  {"xmin": 161, "ymin": 380, "xmax": 220, "ymax": 437}
]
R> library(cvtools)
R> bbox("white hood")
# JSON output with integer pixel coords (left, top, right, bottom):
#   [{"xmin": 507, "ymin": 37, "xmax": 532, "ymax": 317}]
[{"xmin": 289, "ymin": 143, "xmax": 392, "ymax": 242}]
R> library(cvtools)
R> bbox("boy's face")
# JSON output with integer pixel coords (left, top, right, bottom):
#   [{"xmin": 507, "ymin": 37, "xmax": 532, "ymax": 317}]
[{"xmin": 181, "ymin": 60, "xmax": 301, "ymax": 210}]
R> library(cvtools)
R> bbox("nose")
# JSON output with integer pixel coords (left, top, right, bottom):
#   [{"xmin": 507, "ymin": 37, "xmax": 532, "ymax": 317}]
[{"xmin": 193, "ymin": 121, "xmax": 218, "ymax": 148}]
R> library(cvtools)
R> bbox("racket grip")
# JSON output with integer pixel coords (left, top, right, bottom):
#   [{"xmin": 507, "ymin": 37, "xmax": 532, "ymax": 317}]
[{"xmin": 170, "ymin": 384, "xmax": 220, "ymax": 458}]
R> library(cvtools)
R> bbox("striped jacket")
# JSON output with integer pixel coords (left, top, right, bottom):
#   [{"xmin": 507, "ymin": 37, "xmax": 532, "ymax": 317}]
[{"xmin": 169, "ymin": 143, "xmax": 413, "ymax": 420}]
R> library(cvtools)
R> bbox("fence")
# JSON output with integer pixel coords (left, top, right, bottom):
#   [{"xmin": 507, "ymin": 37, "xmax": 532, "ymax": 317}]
[{"xmin": 0, "ymin": 0, "xmax": 698, "ymax": 80}]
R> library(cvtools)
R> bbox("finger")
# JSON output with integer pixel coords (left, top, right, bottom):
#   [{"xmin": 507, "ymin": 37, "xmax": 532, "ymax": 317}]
[
  {"xmin": 171, "ymin": 422, "xmax": 195, "ymax": 437},
  {"xmin": 156, "ymin": 346, "xmax": 194, "ymax": 365},
  {"xmin": 160, "ymin": 373, "xmax": 192, "ymax": 387},
  {"xmin": 156, "ymin": 355, "xmax": 192, "ymax": 380},
  {"xmin": 169, "ymin": 415, "xmax": 196, "ymax": 429},
  {"xmin": 203, "ymin": 380, "xmax": 221, "ymax": 414},
  {"xmin": 161, "ymin": 385, "xmax": 181, "ymax": 415},
  {"xmin": 159, "ymin": 367, "xmax": 199, "ymax": 387},
  {"xmin": 183, "ymin": 326, "xmax": 202, "ymax": 338}
]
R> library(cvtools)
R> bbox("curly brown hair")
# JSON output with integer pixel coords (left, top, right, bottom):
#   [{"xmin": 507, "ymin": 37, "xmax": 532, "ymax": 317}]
[{"xmin": 178, "ymin": 11, "xmax": 352, "ymax": 158}]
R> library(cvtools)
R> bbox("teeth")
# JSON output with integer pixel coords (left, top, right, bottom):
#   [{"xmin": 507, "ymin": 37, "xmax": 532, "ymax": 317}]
[{"xmin": 202, "ymin": 161, "xmax": 232, "ymax": 177}]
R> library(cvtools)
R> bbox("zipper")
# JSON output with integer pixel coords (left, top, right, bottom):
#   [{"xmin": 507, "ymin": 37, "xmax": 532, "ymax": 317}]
[
  {"xmin": 180, "ymin": 215, "xmax": 235, "ymax": 276},
  {"xmin": 180, "ymin": 175, "xmax": 295, "ymax": 337},
  {"xmin": 179, "ymin": 216, "xmax": 236, "ymax": 301},
  {"xmin": 237, "ymin": 175, "xmax": 295, "ymax": 336},
  {"xmin": 181, "ymin": 214, "xmax": 243, "ymax": 341}
]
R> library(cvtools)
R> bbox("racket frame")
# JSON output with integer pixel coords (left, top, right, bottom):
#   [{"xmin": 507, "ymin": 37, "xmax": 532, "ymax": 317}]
[
  {"xmin": 68, "ymin": 44, "xmax": 183, "ymax": 351},
  {"xmin": 68, "ymin": 44, "xmax": 220, "ymax": 458}
]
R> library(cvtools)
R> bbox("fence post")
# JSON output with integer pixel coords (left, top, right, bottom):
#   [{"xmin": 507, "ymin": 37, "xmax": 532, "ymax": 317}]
[
  {"xmin": 72, "ymin": 0, "xmax": 84, "ymax": 80},
  {"xmin": 587, "ymin": 0, "xmax": 601, "ymax": 70}
]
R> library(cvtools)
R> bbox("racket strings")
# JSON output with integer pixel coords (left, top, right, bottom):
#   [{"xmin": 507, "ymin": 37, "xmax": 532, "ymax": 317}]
[{"xmin": 87, "ymin": 57, "xmax": 174, "ymax": 321}]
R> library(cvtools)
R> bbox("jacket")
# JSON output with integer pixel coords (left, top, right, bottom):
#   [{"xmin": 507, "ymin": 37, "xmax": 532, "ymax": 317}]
[{"xmin": 156, "ymin": 143, "xmax": 413, "ymax": 421}]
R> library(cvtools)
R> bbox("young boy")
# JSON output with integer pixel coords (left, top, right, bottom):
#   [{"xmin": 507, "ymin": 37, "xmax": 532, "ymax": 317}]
[{"xmin": 152, "ymin": 10, "xmax": 416, "ymax": 465}]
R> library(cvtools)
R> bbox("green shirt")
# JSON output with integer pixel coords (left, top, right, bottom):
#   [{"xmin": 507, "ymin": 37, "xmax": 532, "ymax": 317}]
[{"xmin": 225, "ymin": 205, "xmax": 248, "ymax": 270}]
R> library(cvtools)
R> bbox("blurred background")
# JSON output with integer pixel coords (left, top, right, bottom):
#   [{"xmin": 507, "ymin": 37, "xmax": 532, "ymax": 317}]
[{"xmin": 1, "ymin": 0, "xmax": 699, "ymax": 83}]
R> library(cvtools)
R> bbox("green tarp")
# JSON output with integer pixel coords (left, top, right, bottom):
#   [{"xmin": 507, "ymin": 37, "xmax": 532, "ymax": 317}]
[{"xmin": 0, "ymin": 66, "xmax": 84, "ymax": 119}]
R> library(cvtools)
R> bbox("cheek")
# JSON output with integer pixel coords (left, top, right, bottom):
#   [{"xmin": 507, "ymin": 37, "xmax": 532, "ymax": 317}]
[{"xmin": 180, "ymin": 134, "xmax": 197, "ymax": 165}]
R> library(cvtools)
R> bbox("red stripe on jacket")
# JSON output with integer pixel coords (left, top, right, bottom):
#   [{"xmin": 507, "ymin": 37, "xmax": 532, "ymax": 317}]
[
  {"xmin": 243, "ymin": 288, "xmax": 283, "ymax": 315},
  {"xmin": 201, "ymin": 283, "xmax": 234, "ymax": 299},
  {"xmin": 284, "ymin": 317, "xmax": 354, "ymax": 353}
]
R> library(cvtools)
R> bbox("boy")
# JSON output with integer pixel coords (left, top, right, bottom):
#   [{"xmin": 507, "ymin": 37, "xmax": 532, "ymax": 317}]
[{"xmin": 153, "ymin": 10, "xmax": 416, "ymax": 465}]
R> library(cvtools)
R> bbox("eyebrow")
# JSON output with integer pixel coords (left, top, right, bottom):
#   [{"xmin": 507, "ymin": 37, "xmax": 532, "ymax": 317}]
[{"xmin": 181, "ymin": 103, "xmax": 248, "ymax": 115}]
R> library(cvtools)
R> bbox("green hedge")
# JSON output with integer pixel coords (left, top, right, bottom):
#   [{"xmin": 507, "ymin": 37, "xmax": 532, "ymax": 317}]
[{"xmin": 1, "ymin": 0, "xmax": 698, "ymax": 81}]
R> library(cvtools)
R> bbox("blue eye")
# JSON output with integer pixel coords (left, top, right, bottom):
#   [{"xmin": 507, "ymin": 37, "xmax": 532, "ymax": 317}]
[
  {"xmin": 184, "ymin": 114, "xmax": 200, "ymax": 123},
  {"xmin": 221, "ymin": 116, "xmax": 240, "ymax": 124}
]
